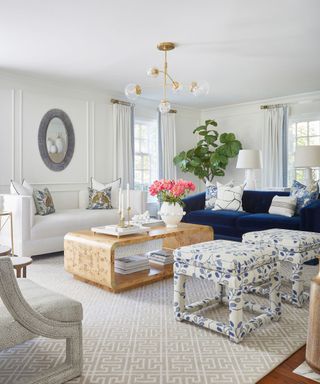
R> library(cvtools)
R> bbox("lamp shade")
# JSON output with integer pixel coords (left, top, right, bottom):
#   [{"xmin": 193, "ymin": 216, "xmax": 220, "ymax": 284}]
[
  {"xmin": 236, "ymin": 149, "xmax": 262, "ymax": 169},
  {"xmin": 294, "ymin": 145, "xmax": 320, "ymax": 167}
]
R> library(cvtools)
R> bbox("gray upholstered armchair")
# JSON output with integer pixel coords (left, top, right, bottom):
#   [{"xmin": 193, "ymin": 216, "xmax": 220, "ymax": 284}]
[{"xmin": 0, "ymin": 257, "xmax": 83, "ymax": 384}]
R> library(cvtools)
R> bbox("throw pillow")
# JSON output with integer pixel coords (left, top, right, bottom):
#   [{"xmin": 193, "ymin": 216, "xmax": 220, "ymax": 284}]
[
  {"xmin": 213, "ymin": 183, "xmax": 244, "ymax": 211},
  {"xmin": 87, "ymin": 187, "xmax": 112, "ymax": 209},
  {"xmin": 91, "ymin": 177, "xmax": 121, "ymax": 208},
  {"xmin": 10, "ymin": 179, "xmax": 37, "ymax": 215},
  {"xmin": 205, "ymin": 180, "xmax": 233, "ymax": 209},
  {"xmin": 290, "ymin": 180, "xmax": 319, "ymax": 214},
  {"xmin": 33, "ymin": 187, "xmax": 55, "ymax": 215},
  {"xmin": 269, "ymin": 195, "xmax": 297, "ymax": 217}
]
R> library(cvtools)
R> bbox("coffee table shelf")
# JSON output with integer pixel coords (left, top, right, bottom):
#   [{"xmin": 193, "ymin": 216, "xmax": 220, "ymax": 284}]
[{"xmin": 64, "ymin": 223, "xmax": 213, "ymax": 293}]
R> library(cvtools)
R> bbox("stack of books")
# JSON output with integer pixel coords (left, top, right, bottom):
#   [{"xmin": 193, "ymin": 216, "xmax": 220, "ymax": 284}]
[
  {"xmin": 115, "ymin": 255, "xmax": 150, "ymax": 275},
  {"xmin": 148, "ymin": 249, "xmax": 174, "ymax": 266}
]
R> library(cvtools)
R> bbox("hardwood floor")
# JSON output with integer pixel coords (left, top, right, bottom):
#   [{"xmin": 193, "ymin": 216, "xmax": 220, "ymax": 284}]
[{"xmin": 257, "ymin": 346, "xmax": 317, "ymax": 384}]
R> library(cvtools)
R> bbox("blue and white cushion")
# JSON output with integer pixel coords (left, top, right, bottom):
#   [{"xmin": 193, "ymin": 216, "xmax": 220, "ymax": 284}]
[
  {"xmin": 205, "ymin": 180, "xmax": 233, "ymax": 209},
  {"xmin": 213, "ymin": 183, "xmax": 244, "ymax": 211},
  {"xmin": 174, "ymin": 240, "xmax": 276, "ymax": 274},
  {"xmin": 290, "ymin": 179, "xmax": 319, "ymax": 215}
]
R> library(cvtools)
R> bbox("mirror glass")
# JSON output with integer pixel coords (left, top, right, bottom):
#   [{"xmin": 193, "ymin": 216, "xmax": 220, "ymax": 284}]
[
  {"xmin": 38, "ymin": 109, "xmax": 75, "ymax": 172},
  {"xmin": 46, "ymin": 117, "xmax": 68, "ymax": 164}
]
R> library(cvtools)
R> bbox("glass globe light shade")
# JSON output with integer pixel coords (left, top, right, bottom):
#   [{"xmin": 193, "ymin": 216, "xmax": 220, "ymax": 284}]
[
  {"xmin": 147, "ymin": 67, "xmax": 159, "ymax": 78},
  {"xmin": 189, "ymin": 81, "xmax": 198, "ymax": 94},
  {"xmin": 124, "ymin": 83, "xmax": 142, "ymax": 100},
  {"xmin": 172, "ymin": 81, "xmax": 183, "ymax": 93},
  {"xmin": 192, "ymin": 81, "xmax": 210, "ymax": 96},
  {"xmin": 159, "ymin": 100, "xmax": 171, "ymax": 114}
]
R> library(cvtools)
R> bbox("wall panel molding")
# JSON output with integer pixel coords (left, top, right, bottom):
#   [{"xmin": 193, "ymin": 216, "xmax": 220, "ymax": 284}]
[
  {"xmin": 18, "ymin": 89, "xmax": 23, "ymax": 182},
  {"xmin": 11, "ymin": 89, "xmax": 15, "ymax": 181}
]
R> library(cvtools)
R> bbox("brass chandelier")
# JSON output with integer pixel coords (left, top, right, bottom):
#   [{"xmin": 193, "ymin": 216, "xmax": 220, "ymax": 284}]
[{"xmin": 124, "ymin": 42, "xmax": 209, "ymax": 113}]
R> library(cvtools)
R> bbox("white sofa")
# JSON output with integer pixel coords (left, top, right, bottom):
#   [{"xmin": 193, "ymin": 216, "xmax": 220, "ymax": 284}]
[{"xmin": 0, "ymin": 190, "xmax": 147, "ymax": 257}]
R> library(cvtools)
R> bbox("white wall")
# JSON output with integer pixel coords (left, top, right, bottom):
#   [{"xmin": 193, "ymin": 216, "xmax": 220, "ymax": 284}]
[
  {"xmin": 201, "ymin": 91, "xmax": 320, "ymax": 189},
  {"xmin": 0, "ymin": 71, "xmax": 201, "ymax": 207}
]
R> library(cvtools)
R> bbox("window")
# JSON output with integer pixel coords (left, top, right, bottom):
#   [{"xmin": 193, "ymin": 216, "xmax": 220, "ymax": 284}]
[
  {"xmin": 288, "ymin": 119, "xmax": 320, "ymax": 185},
  {"xmin": 134, "ymin": 119, "xmax": 159, "ymax": 191}
]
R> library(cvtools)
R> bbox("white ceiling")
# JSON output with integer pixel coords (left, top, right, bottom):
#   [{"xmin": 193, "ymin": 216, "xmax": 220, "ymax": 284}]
[{"xmin": 0, "ymin": 0, "xmax": 319, "ymax": 108}]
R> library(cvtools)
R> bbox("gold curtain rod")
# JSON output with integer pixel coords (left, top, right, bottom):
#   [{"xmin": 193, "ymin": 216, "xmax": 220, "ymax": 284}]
[
  {"xmin": 260, "ymin": 103, "xmax": 287, "ymax": 110},
  {"xmin": 110, "ymin": 98, "xmax": 134, "ymax": 107}
]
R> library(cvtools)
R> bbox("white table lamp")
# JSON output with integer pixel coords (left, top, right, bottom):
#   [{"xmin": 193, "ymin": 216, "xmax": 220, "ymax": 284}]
[
  {"xmin": 236, "ymin": 149, "xmax": 262, "ymax": 190},
  {"xmin": 294, "ymin": 145, "xmax": 320, "ymax": 186}
]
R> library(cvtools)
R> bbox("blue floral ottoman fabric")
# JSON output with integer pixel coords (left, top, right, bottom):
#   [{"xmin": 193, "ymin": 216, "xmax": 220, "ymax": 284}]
[
  {"xmin": 173, "ymin": 240, "xmax": 281, "ymax": 343},
  {"xmin": 243, "ymin": 228, "xmax": 320, "ymax": 306}
]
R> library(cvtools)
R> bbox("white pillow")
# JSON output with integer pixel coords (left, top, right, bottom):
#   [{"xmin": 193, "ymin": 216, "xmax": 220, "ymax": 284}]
[
  {"xmin": 213, "ymin": 184, "xmax": 245, "ymax": 211},
  {"xmin": 91, "ymin": 178, "xmax": 121, "ymax": 208},
  {"xmin": 10, "ymin": 180, "xmax": 36, "ymax": 215},
  {"xmin": 268, "ymin": 195, "xmax": 297, "ymax": 217}
]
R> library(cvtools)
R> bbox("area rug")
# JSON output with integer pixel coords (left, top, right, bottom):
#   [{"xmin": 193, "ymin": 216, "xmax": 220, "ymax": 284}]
[
  {"xmin": 294, "ymin": 361, "xmax": 320, "ymax": 382},
  {"xmin": 0, "ymin": 255, "xmax": 317, "ymax": 384}
]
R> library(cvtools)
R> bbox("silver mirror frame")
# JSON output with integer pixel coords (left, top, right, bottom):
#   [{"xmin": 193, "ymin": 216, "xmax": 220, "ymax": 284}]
[{"xmin": 38, "ymin": 109, "xmax": 75, "ymax": 172}]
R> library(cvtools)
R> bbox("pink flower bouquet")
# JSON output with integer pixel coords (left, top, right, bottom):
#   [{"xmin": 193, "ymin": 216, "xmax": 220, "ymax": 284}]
[{"xmin": 149, "ymin": 179, "xmax": 196, "ymax": 206}]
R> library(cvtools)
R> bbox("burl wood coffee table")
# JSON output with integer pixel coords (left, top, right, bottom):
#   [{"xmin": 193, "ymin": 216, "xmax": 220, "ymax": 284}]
[{"xmin": 64, "ymin": 223, "xmax": 213, "ymax": 293}]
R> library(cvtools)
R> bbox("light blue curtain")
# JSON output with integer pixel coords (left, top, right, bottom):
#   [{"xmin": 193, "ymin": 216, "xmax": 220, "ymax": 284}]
[
  {"xmin": 112, "ymin": 103, "xmax": 134, "ymax": 187},
  {"xmin": 262, "ymin": 106, "xmax": 288, "ymax": 188}
]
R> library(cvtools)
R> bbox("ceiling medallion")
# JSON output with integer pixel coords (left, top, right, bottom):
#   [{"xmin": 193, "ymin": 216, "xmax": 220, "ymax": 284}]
[{"xmin": 125, "ymin": 42, "xmax": 210, "ymax": 113}]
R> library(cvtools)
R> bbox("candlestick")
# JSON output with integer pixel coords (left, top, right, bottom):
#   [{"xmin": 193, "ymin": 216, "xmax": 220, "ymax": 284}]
[
  {"xmin": 121, "ymin": 192, "xmax": 124, "ymax": 219},
  {"xmin": 118, "ymin": 187, "xmax": 122, "ymax": 214},
  {"xmin": 126, "ymin": 183, "xmax": 130, "ymax": 209},
  {"xmin": 127, "ymin": 206, "xmax": 131, "ymax": 227}
]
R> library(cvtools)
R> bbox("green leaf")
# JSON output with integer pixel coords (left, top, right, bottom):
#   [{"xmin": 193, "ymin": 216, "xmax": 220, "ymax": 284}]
[
  {"xmin": 205, "ymin": 119, "xmax": 218, "ymax": 127},
  {"xmin": 173, "ymin": 119, "xmax": 242, "ymax": 184},
  {"xmin": 193, "ymin": 125, "xmax": 207, "ymax": 134}
]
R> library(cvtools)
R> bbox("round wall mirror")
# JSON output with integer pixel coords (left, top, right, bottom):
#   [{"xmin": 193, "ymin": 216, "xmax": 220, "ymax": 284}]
[{"xmin": 38, "ymin": 109, "xmax": 75, "ymax": 171}]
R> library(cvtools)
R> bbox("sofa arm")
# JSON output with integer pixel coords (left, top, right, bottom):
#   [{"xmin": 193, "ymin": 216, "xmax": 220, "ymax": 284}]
[
  {"xmin": 0, "ymin": 194, "xmax": 33, "ymax": 255},
  {"xmin": 182, "ymin": 192, "xmax": 206, "ymax": 214},
  {"xmin": 300, "ymin": 200, "xmax": 320, "ymax": 232}
]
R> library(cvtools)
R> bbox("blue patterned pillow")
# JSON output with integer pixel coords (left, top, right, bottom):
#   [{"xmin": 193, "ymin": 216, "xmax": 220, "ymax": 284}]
[
  {"xmin": 290, "ymin": 180, "xmax": 319, "ymax": 215},
  {"xmin": 205, "ymin": 182, "xmax": 217, "ymax": 209}
]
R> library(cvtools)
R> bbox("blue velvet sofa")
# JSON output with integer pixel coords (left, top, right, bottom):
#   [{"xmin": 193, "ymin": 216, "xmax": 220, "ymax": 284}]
[{"xmin": 182, "ymin": 190, "xmax": 320, "ymax": 242}]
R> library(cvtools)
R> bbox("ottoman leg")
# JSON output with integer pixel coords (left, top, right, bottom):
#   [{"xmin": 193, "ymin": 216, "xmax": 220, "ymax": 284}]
[
  {"xmin": 291, "ymin": 263, "xmax": 305, "ymax": 307},
  {"xmin": 269, "ymin": 272, "xmax": 281, "ymax": 321},
  {"xmin": 174, "ymin": 273, "xmax": 186, "ymax": 321},
  {"xmin": 228, "ymin": 288, "xmax": 244, "ymax": 343}
]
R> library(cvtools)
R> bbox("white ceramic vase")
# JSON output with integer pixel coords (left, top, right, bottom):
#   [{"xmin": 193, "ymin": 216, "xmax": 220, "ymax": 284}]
[
  {"xmin": 159, "ymin": 202, "xmax": 185, "ymax": 228},
  {"xmin": 55, "ymin": 136, "xmax": 64, "ymax": 153}
]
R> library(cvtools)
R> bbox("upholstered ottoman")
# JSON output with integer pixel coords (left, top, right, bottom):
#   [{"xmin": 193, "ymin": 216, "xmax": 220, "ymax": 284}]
[
  {"xmin": 173, "ymin": 240, "xmax": 281, "ymax": 343},
  {"xmin": 243, "ymin": 229, "xmax": 320, "ymax": 307}
]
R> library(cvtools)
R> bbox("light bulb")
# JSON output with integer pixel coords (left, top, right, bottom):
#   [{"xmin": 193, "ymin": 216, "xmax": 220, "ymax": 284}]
[
  {"xmin": 124, "ymin": 83, "xmax": 142, "ymax": 100},
  {"xmin": 189, "ymin": 81, "xmax": 198, "ymax": 95},
  {"xmin": 172, "ymin": 81, "xmax": 183, "ymax": 93},
  {"xmin": 159, "ymin": 100, "xmax": 171, "ymax": 114},
  {"xmin": 190, "ymin": 81, "xmax": 210, "ymax": 96},
  {"xmin": 147, "ymin": 67, "xmax": 159, "ymax": 78}
]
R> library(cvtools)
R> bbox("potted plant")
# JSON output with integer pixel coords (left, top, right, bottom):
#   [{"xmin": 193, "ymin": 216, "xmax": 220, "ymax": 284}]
[
  {"xmin": 149, "ymin": 179, "xmax": 195, "ymax": 228},
  {"xmin": 173, "ymin": 119, "xmax": 242, "ymax": 183}
]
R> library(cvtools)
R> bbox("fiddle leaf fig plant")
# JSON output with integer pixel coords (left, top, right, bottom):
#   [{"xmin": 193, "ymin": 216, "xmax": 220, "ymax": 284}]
[{"xmin": 173, "ymin": 119, "xmax": 242, "ymax": 183}]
